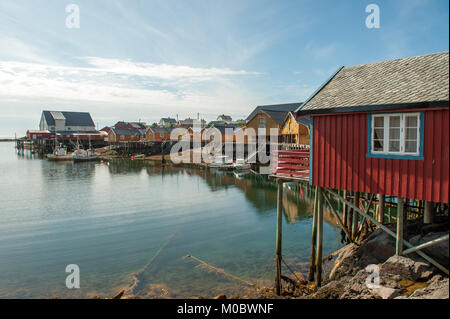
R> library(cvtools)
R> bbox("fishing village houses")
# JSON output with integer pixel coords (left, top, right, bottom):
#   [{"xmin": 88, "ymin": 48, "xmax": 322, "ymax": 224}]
[{"xmin": 17, "ymin": 52, "xmax": 449, "ymax": 297}]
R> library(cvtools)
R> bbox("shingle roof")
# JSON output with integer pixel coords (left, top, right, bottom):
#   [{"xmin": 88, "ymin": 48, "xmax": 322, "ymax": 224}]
[
  {"xmin": 160, "ymin": 118, "xmax": 177, "ymax": 123},
  {"xmin": 297, "ymin": 52, "xmax": 449, "ymax": 114},
  {"xmin": 42, "ymin": 111, "xmax": 95, "ymax": 127},
  {"xmin": 246, "ymin": 103, "xmax": 302, "ymax": 122},
  {"xmin": 150, "ymin": 127, "xmax": 172, "ymax": 133},
  {"xmin": 209, "ymin": 124, "xmax": 238, "ymax": 134},
  {"xmin": 111, "ymin": 128, "xmax": 146, "ymax": 136}
]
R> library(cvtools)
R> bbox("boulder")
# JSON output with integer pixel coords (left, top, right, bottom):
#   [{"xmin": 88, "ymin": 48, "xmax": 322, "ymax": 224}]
[
  {"xmin": 380, "ymin": 255, "xmax": 433, "ymax": 281},
  {"xmin": 409, "ymin": 231, "xmax": 449, "ymax": 268},
  {"xmin": 360, "ymin": 229, "xmax": 395, "ymax": 264}
]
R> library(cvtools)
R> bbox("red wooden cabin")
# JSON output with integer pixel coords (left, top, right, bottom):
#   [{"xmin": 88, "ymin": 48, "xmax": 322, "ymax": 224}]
[{"xmin": 294, "ymin": 52, "xmax": 449, "ymax": 204}]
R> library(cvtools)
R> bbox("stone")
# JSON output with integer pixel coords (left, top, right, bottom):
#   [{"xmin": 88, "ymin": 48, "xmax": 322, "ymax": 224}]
[
  {"xmin": 409, "ymin": 232, "xmax": 449, "ymax": 268},
  {"xmin": 381, "ymin": 255, "xmax": 432, "ymax": 281},
  {"xmin": 213, "ymin": 294, "xmax": 227, "ymax": 299},
  {"xmin": 375, "ymin": 286, "xmax": 401, "ymax": 299},
  {"xmin": 360, "ymin": 228, "xmax": 396, "ymax": 263},
  {"xmin": 407, "ymin": 278, "xmax": 449, "ymax": 299}
]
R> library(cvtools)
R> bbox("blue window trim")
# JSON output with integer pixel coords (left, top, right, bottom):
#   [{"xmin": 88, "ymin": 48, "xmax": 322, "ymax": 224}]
[
  {"xmin": 366, "ymin": 111, "xmax": 424, "ymax": 160},
  {"xmin": 309, "ymin": 116, "xmax": 313, "ymax": 185}
]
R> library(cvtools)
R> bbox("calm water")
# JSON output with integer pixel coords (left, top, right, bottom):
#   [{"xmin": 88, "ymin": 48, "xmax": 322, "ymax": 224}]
[{"xmin": 0, "ymin": 142, "xmax": 340, "ymax": 298}]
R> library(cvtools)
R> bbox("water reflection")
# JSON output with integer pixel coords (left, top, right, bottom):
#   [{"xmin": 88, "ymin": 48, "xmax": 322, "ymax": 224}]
[{"xmin": 106, "ymin": 160, "xmax": 323, "ymax": 224}]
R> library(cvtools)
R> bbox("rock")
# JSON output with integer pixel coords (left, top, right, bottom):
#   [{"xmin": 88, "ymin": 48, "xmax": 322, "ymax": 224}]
[
  {"xmin": 306, "ymin": 280, "xmax": 346, "ymax": 299},
  {"xmin": 409, "ymin": 232, "xmax": 449, "ymax": 268},
  {"xmin": 375, "ymin": 287, "xmax": 401, "ymax": 299},
  {"xmin": 360, "ymin": 229, "xmax": 395, "ymax": 264},
  {"xmin": 213, "ymin": 294, "xmax": 227, "ymax": 299},
  {"xmin": 407, "ymin": 277, "xmax": 449, "ymax": 299},
  {"xmin": 381, "ymin": 255, "xmax": 433, "ymax": 281}
]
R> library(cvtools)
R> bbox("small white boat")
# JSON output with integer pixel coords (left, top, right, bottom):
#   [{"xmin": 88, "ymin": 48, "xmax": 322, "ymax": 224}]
[
  {"xmin": 47, "ymin": 146, "xmax": 73, "ymax": 161},
  {"xmin": 233, "ymin": 158, "xmax": 251, "ymax": 171},
  {"xmin": 73, "ymin": 148, "xmax": 99, "ymax": 162}
]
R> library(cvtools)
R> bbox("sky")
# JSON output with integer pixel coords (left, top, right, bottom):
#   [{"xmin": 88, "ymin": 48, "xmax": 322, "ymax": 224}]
[{"xmin": 0, "ymin": 0, "xmax": 448, "ymax": 137}]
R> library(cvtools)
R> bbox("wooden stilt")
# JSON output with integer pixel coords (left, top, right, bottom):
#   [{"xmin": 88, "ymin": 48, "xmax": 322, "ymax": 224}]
[
  {"xmin": 396, "ymin": 197, "xmax": 405, "ymax": 255},
  {"xmin": 275, "ymin": 180, "xmax": 284, "ymax": 295},
  {"xmin": 378, "ymin": 194, "xmax": 385, "ymax": 224},
  {"xmin": 348, "ymin": 191, "xmax": 353, "ymax": 239},
  {"xmin": 308, "ymin": 186, "xmax": 319, "ymax": 282},
  {"xmin": 315, "ymin": 187, "xmax": 324, "ymax": 287},
  {"xmin": 352, "ymin": 192, "xmax": 360, "ymax": 240},
  {"xmin": 424, "ymin": 201, "xmax": 434, "ymax": 224},
  {"xmin": 343, "ymin": 190, "xmax": 348, "ymax": 228}
]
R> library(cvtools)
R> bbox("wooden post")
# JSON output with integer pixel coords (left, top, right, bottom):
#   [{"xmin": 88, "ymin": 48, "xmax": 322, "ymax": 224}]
[
  {"xmin": 308, "ymin": 186, "xmax": 319, "ymax": 282},
  {"xmin": 348, "ymin": 191, "xmax": 353, "ymax": 238},
  {"xmin": 396, "ymin": 197, "xmax": 405, "ymax": 255},
  {"xmin": 315, "ymin": 187, "xmax": 324, "ymax": 287},
  {"xmin": 424, "ymin": 201, "xmax": 434, "ymax": 224},
  {"xmin": 352, "ymin": 192, "xmax": 360, "ymax": 240},
  {"xmin": 378, "ymin": 194, "xmax": 385, "ymax": 224},
  {"xmin": 342, "ymin": 190, "xmax": 348, "ymax": 228},
  {"xmin": 275, "ymin": 180, "xmax": 284, "ymax": 295}
]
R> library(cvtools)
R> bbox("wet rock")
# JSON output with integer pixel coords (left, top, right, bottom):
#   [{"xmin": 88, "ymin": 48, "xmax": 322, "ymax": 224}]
[{"xmin": 401, "ymin": 277, "xmax": 449, "ymax": 299}]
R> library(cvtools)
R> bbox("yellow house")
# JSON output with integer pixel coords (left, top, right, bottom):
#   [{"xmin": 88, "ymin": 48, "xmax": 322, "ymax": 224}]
[
  {"xmin": 280, "ymin": 112, "xmax": 310, "ymax": 145},
  {"xmin": 245, "ymin": 103, "xmax": 302, "ymax": 143}
]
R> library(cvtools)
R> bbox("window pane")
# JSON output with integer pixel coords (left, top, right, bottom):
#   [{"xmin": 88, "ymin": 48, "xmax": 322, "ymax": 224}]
[
  {"xmin": 389, "ymin": 141, "xmax": 400, "ymax": 152},
  {"xmin": 374, "ymin": 128, "xmax": 384, "ymax": 140},
  {"xmin": 405, "ymin": 116, "xmax": 418, "ymax": 128},
  {"xmin": 374, "ymin": 117, "xmax": 384, "ymax": 128},
  {"xmin": 389, "ymin": 116, "xmax": 400, "ymax": 128},
  {"xmin": 405, "ymin": 140, "xmax": 418, "ymax": 153},
  {"xmin": 373, "ymin": 139, "xmax": 384, "ymax": 151},
  {"xmin": 406, "ymin": 128, "xmax": 417, "ymax": 140},
  {"xmin": 389, "ymin": 128, "xmax": 400, "ymax": 140}
]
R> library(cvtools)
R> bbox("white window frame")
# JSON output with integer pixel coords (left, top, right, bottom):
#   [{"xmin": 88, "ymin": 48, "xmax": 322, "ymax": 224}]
[{"xmin": 371, "ymin": 112, "xmax": 421, "ymax": 156}]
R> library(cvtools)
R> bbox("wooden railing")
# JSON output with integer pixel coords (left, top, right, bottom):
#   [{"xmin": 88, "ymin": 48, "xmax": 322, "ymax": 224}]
[{"xmin": 272, "ymin": 149, "xmax": 310, "ymax": 180}]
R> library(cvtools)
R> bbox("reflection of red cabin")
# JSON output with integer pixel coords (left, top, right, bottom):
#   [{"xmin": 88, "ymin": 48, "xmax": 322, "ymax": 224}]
[{"xmin": 296, "ymin": 52, "xmax": 449, "ymax": 203}]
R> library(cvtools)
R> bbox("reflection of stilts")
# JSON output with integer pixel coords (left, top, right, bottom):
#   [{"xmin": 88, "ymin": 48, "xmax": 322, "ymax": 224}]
[{"xmin": 183, "ymin": 254, "xmax": 255, "ymax": 287}]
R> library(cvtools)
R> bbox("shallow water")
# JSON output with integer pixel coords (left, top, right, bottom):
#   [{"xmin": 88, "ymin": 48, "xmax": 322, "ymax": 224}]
[{"xmin": 0, "ymin": 143, "xmax": 340, "ymax": 298}]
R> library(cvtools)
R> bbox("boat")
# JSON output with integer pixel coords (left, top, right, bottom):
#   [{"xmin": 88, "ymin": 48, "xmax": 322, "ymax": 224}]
[
  {"xmin": 209, "ymin": 155, "xmax": 233, "ymax": 169},
  {"xmin": 72, "ymin": 136, "xmax": 99, "ymax": 162},
  {"xmin": 47, "ymin": 145, "xmax": 73, "ymax": 161},
  {"xmin": 73, "ymin": 148, "xmax": 99, "ymax": 162},
  {"xmin": 232, "ymin": 158, "xmax": 251, "ymax": 171}
]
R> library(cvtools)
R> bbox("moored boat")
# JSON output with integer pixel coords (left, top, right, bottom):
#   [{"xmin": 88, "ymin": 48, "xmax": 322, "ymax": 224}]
[
  {"xmin": 73, "ymin": 148, "xmax": 99, "ymax": 162},
  {"xmin": 47, "ymin": 146, "xmax": 73, "ymax": 161}
]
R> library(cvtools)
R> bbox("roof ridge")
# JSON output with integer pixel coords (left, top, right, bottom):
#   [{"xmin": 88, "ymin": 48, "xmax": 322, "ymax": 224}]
[{"xmin": 344, "ymin": 51, "xmax": 449, "ymax": 69}]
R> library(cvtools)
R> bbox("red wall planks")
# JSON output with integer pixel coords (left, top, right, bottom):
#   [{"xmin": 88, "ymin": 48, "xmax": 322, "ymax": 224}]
[{"xmin": 312, "ymin": 108, "xmax": 449, "ymax": 203}]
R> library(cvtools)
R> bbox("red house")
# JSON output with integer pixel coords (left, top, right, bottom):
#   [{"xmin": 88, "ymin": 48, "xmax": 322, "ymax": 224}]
[{"xmin": 295, "ymin": 52, "xmax": 449, "ymax": 204}]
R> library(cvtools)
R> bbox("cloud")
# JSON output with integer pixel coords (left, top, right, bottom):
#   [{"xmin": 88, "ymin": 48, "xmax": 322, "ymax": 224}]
[
  {"xmin": 83, "ymin": 57, "xmax": 259, "ymax": 80},
  {"xmin": 0, "ymin": 58, "xmax": 260, "ymax": 121}
]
